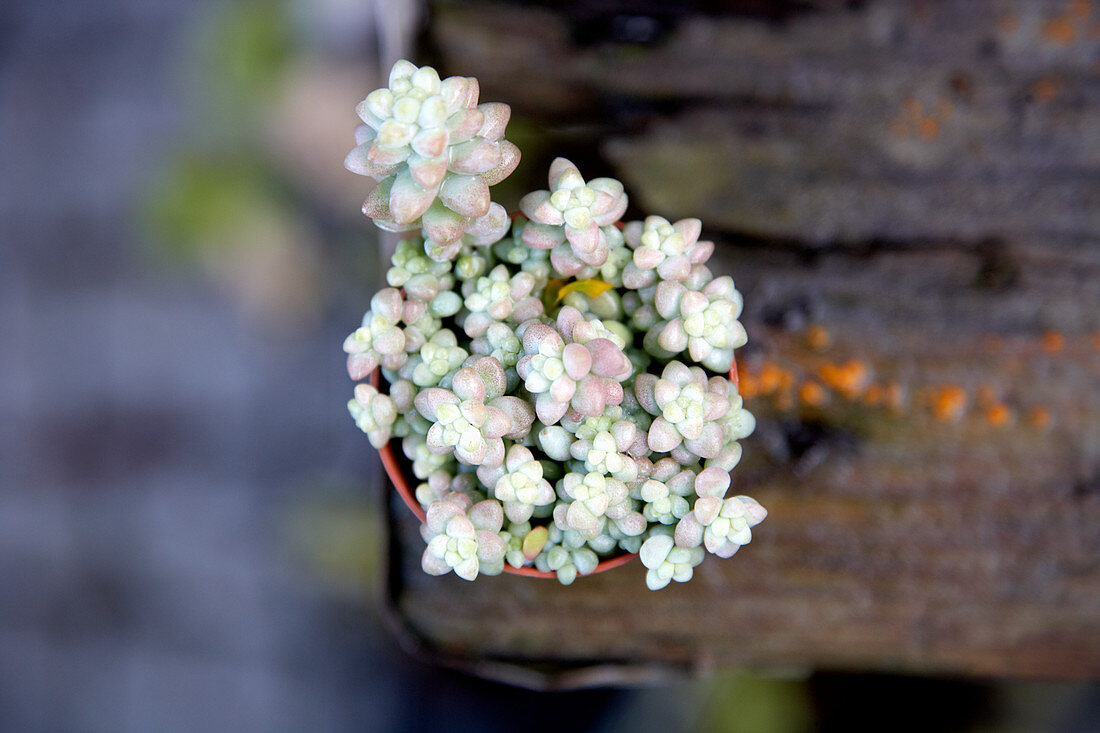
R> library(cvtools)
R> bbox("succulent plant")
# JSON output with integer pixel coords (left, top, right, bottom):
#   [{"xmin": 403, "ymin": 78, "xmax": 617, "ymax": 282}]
[
  {"xmin": 408, "ymin": 329, "xmax": 469, "ymax": 387},
  {"xmin": 519, "ymin": 158, "xmax": 629, "ymax": 276},
  {"xmin": 634, "ymin": 361, "xmax": 734, "ymax": 458},
  {"xmin": 492, "ymin": 444, "xmax": 556, "ymax": 522},
  {"xmin": 343, "ymin": 61, "xmax": 762, "ymax": 587},
  {"xmin": 500, "ymin": 521, "xmax": 550, "ymax": 569},
  {"xmin": 569, "ymin": 413, "xmax": 643, "ymax": 482},
  {"xmin": 414, "ymin": 468, "xmax": 481, "ymax": 508},
  {"xmin": 534, "ymin": 532, "xmax": 600, "ymax": 586},
  {"xmin": 420, "ymin": 493, "xmax": 507, "ymax": 580},
  {"xmin": 345, "ymin": 60, "xmax": 520, "ymax": 246},
  {"xmin": 414, "ymin": 356, "xmax": 534, "ymax": 467},
  {"xmin": 638, "ymin": 479, "xmax": 691, "ymax": 525},
  {"xmin": 516, "ymin": 306, "xmax": 633, "ymax": 425},
  {"xmin": 554, "ymin": 471, "xmax": 645, "ymax": 541},
  {"xmin": 649, "ymin": 277, "xmax": 747, "ymax": 373},
  {"xmin": 347, "ymin": 383, "xmax": 397, "ymax": 448},
  {"xmin": 623, "ymin": 216, "xmax": 715, "ymax": 287},
  {"xmin": 461, "ymin": 264, "xmax": 543, "ymax": 337},
  {"xmin": 639, "ymin": 532, "xmax": 706, "ymax": 591},
  {"xmin": 674, "ymin": 467, "xmax": 768, "ymax": 558}
]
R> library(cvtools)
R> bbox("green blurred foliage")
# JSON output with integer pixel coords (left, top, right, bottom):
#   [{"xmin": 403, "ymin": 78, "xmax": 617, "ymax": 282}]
[
  {"xmin": 287, "ymin": 491, "xmax": 386, "ymax": 597},
  {"xmin": 141, "ymin": 0, "xmax": 299, "ymax": 264},
  {"xmin": 143, "ymin": 153, "xmax": 285, "ymax": 262},
  {"xmin": 697, "ymin": 671, "xmax": 814, "ymax": 733},
  {"xmin": 201, "ymin": 0, "xmax": 295, "ymax": 121}
]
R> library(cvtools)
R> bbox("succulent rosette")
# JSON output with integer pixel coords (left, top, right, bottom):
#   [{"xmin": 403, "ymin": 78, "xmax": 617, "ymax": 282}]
[
  {"xmin": 516, "ymin": 306, "xmax": 633, "ymax": 425},
  {"xmin": 674, "ymin": 467, "xmax": 768, "ymax": 558},
  {"xmin": 622, "ymin": 215, "xmax": 715, "ymax": 288},
  {"xmin": 519, "ymin": 158, "xmax": 629, "ymax": 277},
  {"xmin": 553, "ymin": 471, "xmax": 645, "ymax": 541},
  {"xmin": 491, "ymin": 445, "xmax": 556, "ymax": 523},
  {"xmin": 461, "ymin": 264, "xmax": 544, "ymax": 337},
  {"xmin": 420, "ymin": 494, "xmax": 507, "ymax": 580},
  {"xmin": 347, "ymin": 384, "xmax": 397, "ymax": 449},
  {"xmin": 414, "ymin": 356, "xmax": 535, "ymax": 467},
  {"xmin": 343, "ymin": 61, "xmax": 762, "ymax": 587},
  {"xmin": 639, "ymin": 531, "xmax": 706, "ymax": 591},
  {"xmin": 648, "ymin": 277, "xmax": 747, "ymax": 373},
  {"xmin": 344, "ymin": 60, "xmax": 519, "ymax": 250}
]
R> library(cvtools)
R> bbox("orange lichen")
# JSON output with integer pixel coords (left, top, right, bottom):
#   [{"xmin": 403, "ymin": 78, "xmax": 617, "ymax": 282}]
[
  {"xmin": 883, "ymin": 382, "xmax": 906, "ymax": 412},
  {"xmin": 1042, "ymin": 17, "xmax": 1076, "ymax": 43},
  {"xmin": 1031, "ymin": 77, "xmax": 1063, "ymax": 104},
  {"xmin": 757, "ymin": 362, "xmax": 794, "ymax": 396},
  {"xmin": 1028, "ymin": 406, "xmax": 1052, "ymax": 429},
  {"xmin": 929, "ymin": 385, "xmax": 968, "ymax": 422},
  {"xmin": 1041, "ymin": 330, "xmax": 1065, "ymax": 353},
  {"xmin": 887, "ymin": 118, "xmax": 909, "ymax": 138},
  {"xmin": 976, "ymin": 384, "xmax": 998, "ymax": 408},
  {"xmin": 1092, "ymin": 329, "xmax": 1100, "ymax": 351},
  {"xmin": 916, "ymin": 116, "xmax": 940, "ymax": 139},
  {"xmin": 737, "ymin": 367, "xmax": 758, "ymax": 399},
  {"xmin": 986, "ymin": 403, "xmax": 1013, "ymax": 427},
  {"xmin": 805, "ymin": 325, "xmax": 831, "ymax": 351},
  {"xmin": 998, "ymin": 13, "xmax": 1020, "ymax": 32},
  {"xmin": 799, "ymin": 380, "xmax": 828, "ymax": 407},
  {"xmin": 774, "ymin": 389, "xmax": 795, "ymax": 411},
  {"xmin": 902, "ymin": 97, "xmax": 923, "ymax": 117},
  {"xmin": 863, "ymin": 383, "xmax": 884, "ymax": 406},
  {"xmin": 818, "ymin": 360, "xmax": 870, "ymax": 400},
  {"xmin": 1070, "ymin": 0, "xmax": 1091, "ymax": 19}
]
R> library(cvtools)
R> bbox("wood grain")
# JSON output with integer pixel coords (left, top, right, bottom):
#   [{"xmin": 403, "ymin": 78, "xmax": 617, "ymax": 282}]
[{"xmin": 385, "ymin": 0, "xmax": 1100, "ymax": 686}]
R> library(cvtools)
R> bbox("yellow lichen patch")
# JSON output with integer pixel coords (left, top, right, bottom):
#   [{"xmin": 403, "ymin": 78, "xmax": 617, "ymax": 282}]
[
  {"xmin": 799, "ymin": 380, "xmax": 828, "ymax": 407},
  {"xmin": 929, "ymin": 385, "xmax": 968, "ymax": 422},
  {"xmin": 817, "ymin": 360, "xmax": 870, "ymax": 401},
  {"xmin": 1041, "ymin": 330, "xmax": 1065, "ymax": 353},
  {"xmin": 805, "ymin": 325, "xmax": 830, "ymax": 351},
  {"xmin": 986, "ymin": 403, "xmax": 1013, "ymax": 427}
]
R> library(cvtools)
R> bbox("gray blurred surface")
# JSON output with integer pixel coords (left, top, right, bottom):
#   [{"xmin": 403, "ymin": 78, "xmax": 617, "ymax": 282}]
[{"xmin": 0, "ymin": 2, "xmax": 396, "ymax": 730}]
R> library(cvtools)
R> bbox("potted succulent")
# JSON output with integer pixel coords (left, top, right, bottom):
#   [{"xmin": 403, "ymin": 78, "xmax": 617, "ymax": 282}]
[{"xmin": 343, "ymin": 60, "xmax": 764, "ymax": 590}]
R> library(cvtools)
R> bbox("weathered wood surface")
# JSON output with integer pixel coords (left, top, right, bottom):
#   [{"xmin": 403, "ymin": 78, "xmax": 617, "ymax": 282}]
[{"xmin": 383, "ymin": 0, "xmax": 1100, "ymax": 686}]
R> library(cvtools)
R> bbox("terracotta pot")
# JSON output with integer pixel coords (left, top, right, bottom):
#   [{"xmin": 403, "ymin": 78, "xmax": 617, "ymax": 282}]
[{"xmin": 371, "ymin": 357, "xmax": 739, "ymax": 579}]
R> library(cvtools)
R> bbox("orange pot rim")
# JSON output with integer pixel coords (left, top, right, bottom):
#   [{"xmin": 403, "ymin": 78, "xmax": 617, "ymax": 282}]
[{"xmin": 370, "ymin": 348, "xmax": 739, "ymax": 579}]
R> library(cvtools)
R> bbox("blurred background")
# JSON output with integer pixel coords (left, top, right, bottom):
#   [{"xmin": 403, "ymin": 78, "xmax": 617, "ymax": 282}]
[{"xmin": 2, "ymin": 0, "xmax": 1098, "ymax": 730}]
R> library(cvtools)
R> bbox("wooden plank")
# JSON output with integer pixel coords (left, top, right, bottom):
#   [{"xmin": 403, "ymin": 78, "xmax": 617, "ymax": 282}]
[
  {"xmin": 380, "ymin": 0, "xmax": 1100, "ymax": 686},
  {"xmin": 386, "ymin": 240, "xmax": 1100, "ymax": 686}
]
